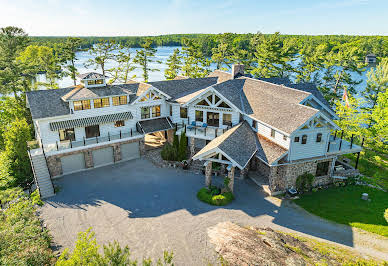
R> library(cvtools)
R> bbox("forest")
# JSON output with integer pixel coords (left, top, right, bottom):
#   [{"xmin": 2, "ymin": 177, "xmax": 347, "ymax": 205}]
[{"xmin": 0, "ymin": 26, "xmax": 386, "ymax": 264}]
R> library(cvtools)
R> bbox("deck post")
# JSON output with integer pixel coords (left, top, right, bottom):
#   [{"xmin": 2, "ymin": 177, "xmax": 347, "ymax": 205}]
[
  {"xmin": 56, "ymin": 141, "xmax": 58, "ymax": 151},
  {"xmin": 227, "ymin": 165, "xmax": 235, "ymax": 193},
  {"xmin": 327, "ymin": 141, "xmax": 330, "ymax": 152},
  {"xmin": 350, "ymin": 134, "xmax": 354, "ymax": 149},
  {"xmin": 355, "ymin": 137, "xmax": 365, "ymax": 169},
  {"xmin": 334, "ymin": 131, "xmax": 337, "ymax": 140},
  {"xmin": 83, "ymin": 137, "xmax": 85, "ymax": 146},
  {"xmin": 96, "ymin": 135, "xmax": 98, "ymax": 143},
  {"xmin": 120, "ymin": 130, "xmax": 122, "ymax": 139},
  {"xmin": 131, "ymin": 128, "xmax": 133, "ymax": 137},
  {"xmin": 108, "ymin": 132, "xmax": 110, "ymax": 141},
  {"xmin": 339, "ymin": 130, "xmax": 344, "ymax": 150}
]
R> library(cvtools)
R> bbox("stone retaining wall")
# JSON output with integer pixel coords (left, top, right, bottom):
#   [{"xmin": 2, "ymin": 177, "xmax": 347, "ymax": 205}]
[{"xmin": 46, "ymin": 137, "xmax": 143, "ymax": 177}]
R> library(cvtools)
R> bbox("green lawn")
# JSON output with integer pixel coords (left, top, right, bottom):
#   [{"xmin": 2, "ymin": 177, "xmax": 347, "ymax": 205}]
[
  {"xmin": 294, "ymin": 185, "xmax": 388, "ymax": 237},
  {"xmin": 344, "ymin": 149, "xmax": 388, "ymax": 190}
]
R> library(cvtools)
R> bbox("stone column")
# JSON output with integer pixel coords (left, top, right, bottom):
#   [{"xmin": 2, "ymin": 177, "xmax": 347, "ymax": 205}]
[
  {"xmin": 221, "ymin": 164, "xmax": 226, "ymax": 175},
  {"xmin": 204, "ymin": 161, "xmax": 212, "ymax": 187},
  {"xmin": 113, "ymin": 144, "xmax": 121, "ymax": 162},
  {"xmin": 240, "ymin": 166, "xmax": 249, "ymax": 179},
  {"xmin": 189, "ymin": 137, "xmax": 196, "ymax": 158},
  {"xmin": 227, "ymin": 165, "xmax": 235, "ymax": 193},
  {"xmin": 166, "ymin": 129, "xmax": 174, "ymax": 143},
  {"xmin": 139, "ymin": 138, "xmax": 145, "ymax": 156},
  {"xmin": 46, "ymin": 155, "xmax": 62, "ymax": 177},
  {"xmin": 84, "ymin": 151, "xmax": 93, "ymax": 168}
]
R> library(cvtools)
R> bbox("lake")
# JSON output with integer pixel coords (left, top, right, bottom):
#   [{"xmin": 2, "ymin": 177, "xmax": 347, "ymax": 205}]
[{"xmin": 36, "ymin": 46, "xmax": 370, "ymax": 97}]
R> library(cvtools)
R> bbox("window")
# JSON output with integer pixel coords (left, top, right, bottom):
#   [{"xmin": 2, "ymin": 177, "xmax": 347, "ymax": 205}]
[
  {"xmin": 195, "ymin": 110, "xmax": 203, "ymax": 121},
  {"xmin": 141, "ymin": 107, "xmax": 150, "ymax": 119},
  {"xmin": 207, "ymin": 112, "xmax": 219, "ymax": 127},
  {"xmin": 316, "ymin": 161, "xmax": 330, "ymax": 176},
  {"xmin": 214, "ymin": 95, "xmax": 220, "ymax": 103},
  {"xmin": 114, "ymin": 120, "xmax": 125, "ymax": 127},
  {"xmin": 180, "ymin": 107, "xmax": 187, "ymax": 118},
  {"xmin": 271, "ymin": 129, "xmax": 276, "ymax": 138},
  {"xmin": 283, "ymin": 135, "xmax": 287, "ymax": 141},
  {"xmin": 59, "ymin": 128, "xmax": 75, "ymax": 142},
  {"xmin": 316, "ymin": 133, "xmax": 322, "ymax": 142},
  {"xmin": 93, "ymin": 98, "xmax": 110, "ymax": 108},
  {"xmin": 223, "ymin": 113, "xmax": 232, "ymax": 126},
  {"xmin": 87, "ymin": 80, "xmax": 95, "ymax": 85},
  {"xmin": 252, "ymin": 120, "xmax": 257, "ymax": 130},
  {"xmin": 197, "ymin": 99, "xmax": 209, "ymax": 106},
  {"xmin": 152, "ymin": 105, "xmax": 161, "ymax": 117},
  {"xmin": 113, "ymin": 96, "xmax": 127, "ymax": 106},
  {"xmin": 95, "ymin": 79, "xmax": 104, "ymax": 84},
  {"xmin": 301, "ymin": 135, "xmax": 307, "ymax": 144},
  {"xmin": 294, "ymin": 136, "xmax": 300, "ymax": 142},
  {"xmin": 73, "ymin": 100, "xmax": 91, "ymax": 111},
  {"xmin": 169, "ymin": 105, "xmax": 172, "ymax": 116},
  {"xmin": 218, "ymin": 102, "xmax": 231, "ymax": 108},
  {"xmin": 85, "ymin": 125, "xmax": 100, "ymax": 138}
]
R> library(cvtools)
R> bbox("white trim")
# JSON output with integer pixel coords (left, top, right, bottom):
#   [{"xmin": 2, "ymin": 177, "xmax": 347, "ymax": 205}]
[
  {"xmin": 301, "ymin": 94, "xmax": 339, "ymax": 119},
  {"xmin": 291, "ymin": 111, "xmax": 340, "ymax": 135},
  {"xmin": 132, "ymin": 86, "xmax": 171, "ymax": 104}
]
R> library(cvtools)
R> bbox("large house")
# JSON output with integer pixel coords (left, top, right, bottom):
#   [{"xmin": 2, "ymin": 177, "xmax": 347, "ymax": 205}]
[{"xmin": 26, "ymin": 65, "xmax": 362, "ymax": 198}]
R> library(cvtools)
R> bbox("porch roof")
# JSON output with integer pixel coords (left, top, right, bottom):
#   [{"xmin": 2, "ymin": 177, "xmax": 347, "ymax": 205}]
[
  {"xmin": 137, "ymin": 117, "xmax": 173, "ymax": 134},
  {"xmin": 49, "ymin": 112, "xmax": 133, "ymax": 131}
]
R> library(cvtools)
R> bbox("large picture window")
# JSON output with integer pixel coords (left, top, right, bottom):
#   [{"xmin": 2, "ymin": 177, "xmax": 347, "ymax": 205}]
[
  {"xmin": 195, "ymin": 110, "xmax": 203, "ymax": 122},
  {"xmin": 59, "ymin": 128, "xmax": 75, "ymax": 142},
  {"xmin": 152, "ymin": 105, "xmax": 161, "ymax": 117},
  {"xmin": 223, "ymin": 113, "xmax": 232, "ymax": 126},
  {"xmin": 141, "ymin": 107, "xmax": 150, "ymax": 119},
  {"xmin": 113, "ymin": 96, "xmax": 127, "ymax": 106},
  {"xmin": 93, "ymin": 97, "xmax": 110, "ymax": 108},
  {"xmin": 180, "ymin": 107, "xmax": 187, "ymax": 118},
  {"xmin": 73, "ymin": 100, "xmax": 91, "ymax": 111}
]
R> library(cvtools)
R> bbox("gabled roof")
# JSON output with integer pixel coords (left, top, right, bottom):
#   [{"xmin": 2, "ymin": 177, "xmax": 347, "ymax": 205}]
[
  {"xmin": 256, "ymin": 134, "xmax": 288, "ymax": 165},
  {"xmin": 208, "ymin": 70, "xmax": 232, "ymax": 83},
  {"xmin": 77, "ymin": 72, "xmax": 106, "ymax": 80},
  {"xmin": 256, "ymin": 77, "xmax": 291, "ymax": 85},
  {"xmin": 193, "ymin": 122, "xmax": 258, "ymax": 169},
  {"xmin": 61, "ymin": 84, "xmax": 139, "ymax": 101},
  {"xmin": 149, "ymin": 77, "xmax": 218, "ymax": 103}
]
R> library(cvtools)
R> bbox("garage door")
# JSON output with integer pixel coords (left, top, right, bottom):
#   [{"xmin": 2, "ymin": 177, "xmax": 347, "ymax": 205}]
[
  {"xmin": 61, "ymin": 153, "xmax": 85, "ymax": 175},
  {"xmin": 92, "ymin": 147, "xmax": 114, "ymax": 167},
  {"xmin": 121, "ymin": 142, "xmax": 140, "ymax": 161}
]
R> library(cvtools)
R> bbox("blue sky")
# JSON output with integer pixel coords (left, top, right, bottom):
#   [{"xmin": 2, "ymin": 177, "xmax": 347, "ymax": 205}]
[{"xmin": 0, "ymin": 0, "xmax": 386, "ymax": 36}]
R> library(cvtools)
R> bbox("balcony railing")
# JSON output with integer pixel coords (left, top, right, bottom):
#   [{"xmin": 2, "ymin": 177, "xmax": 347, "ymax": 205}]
[
  {"xmin": 29, "ymin": 128, "xmax": 143, "ymax": 154},
  {"xmin": 175, "ymin": 121, "xmax": 230, "ymax": 139},
  {"xmin": 326, "ymin": 132, "xmax": 362, "ymax": 155}
]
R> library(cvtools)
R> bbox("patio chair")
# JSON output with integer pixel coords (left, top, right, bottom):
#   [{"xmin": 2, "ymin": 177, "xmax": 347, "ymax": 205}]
[
  {"xmin": 201, "ymin": 123, "xmax": 207, "ymax": 129},
  {"xmin": 187, "ymin": 121, "xmax": 197, "ymax": 130}
]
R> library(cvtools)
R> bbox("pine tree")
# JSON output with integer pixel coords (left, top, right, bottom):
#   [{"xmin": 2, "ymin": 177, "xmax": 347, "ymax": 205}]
[
  {"xmin": 59, "ymin": 37, "xmax": 82, "ymax": 85},
  {"xmin": 181, "ymin": 38, "xmax": 210, "ymax": 78},
  {"xmin": 133, "ymin": 39, "xmax": 160, "ymax": 82},
  {"xmin": 84, "ymin": 40, "xmax": 117, "ymax": 77},
  {"xmin": 211, "ymin": 33, "xmax": 234, "ymax": 70},
  {"xmin": 109, "ymin": 43, "xmax": 137, "ymax": 84},
  {"xmin": 178, "ymin": 130, "xmax": 188, "ymax": 161},
  {"xmin": 164, "ymin": 48, "xmax": 182, "ymax": 80}
]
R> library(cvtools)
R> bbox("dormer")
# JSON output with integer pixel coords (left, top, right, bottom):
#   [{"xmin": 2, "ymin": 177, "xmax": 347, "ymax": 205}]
[{"xmin": 77, "ymin": 72, "xmax": 107, "ymax": 88}]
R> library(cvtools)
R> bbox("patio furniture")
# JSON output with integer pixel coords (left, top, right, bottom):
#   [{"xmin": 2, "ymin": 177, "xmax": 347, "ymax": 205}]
[
  {"xmin": 201, "ymin": 123, "xmax": 207, "ymax": 129},
  {"xmin": 187, "ymin": 121, "xmax": 197, "ymax": 130}
]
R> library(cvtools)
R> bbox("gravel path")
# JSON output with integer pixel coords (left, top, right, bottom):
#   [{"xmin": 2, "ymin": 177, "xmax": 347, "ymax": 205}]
[{"xmin": 40, "ymin": 159, "xmax": 388, "ymax": 265}]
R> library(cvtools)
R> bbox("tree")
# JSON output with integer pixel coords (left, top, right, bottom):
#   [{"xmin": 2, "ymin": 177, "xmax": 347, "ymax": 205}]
[
  {"xmin": 3, "ymin": 118, "xmax": 32, "ymax": 187},
  {"xmin": 181, "ymin": 38, "xmax": 210, "ymax": 78},
  {"xmin": 18, "ymin": 45, "xmax": 62, "ymax": 89},
  {"xmin": 211, "ymin": 33, "xmax": 234, "ymax": 70},
  {"xmin": 178, "ymin": 130, "xmax": 188, "ymax": 161},
  {"xmin": 0, "ymin": 26, "xmax": 30, "ymax": 100},
  {"xmin": 85, "ymin": 39, "xmax": 117, "ymax": 77},
  {"xmin": 164, "ymin": 48, "xmax": 182, "ymax": 80},
  {"xmin": 250, "ymin": 32, "xmax": 297, "ymax": 78},
  {"xmin": 363, "ymin": 58, "xmax": 388, "ymax": 115},
  {"xmin": 369, "ymin": 90, "xmax": 388, "ymax": 153},
  {"xmin": 59, "ymin": 37, "xmax": 82, "ymax": 85},
  {"xmin": 109, "ymin": 43, "xmax": 137, "ymax": 84},
  {"xmin": 133, "ymin": 38, "xmax": 160, "ymax": 82}
]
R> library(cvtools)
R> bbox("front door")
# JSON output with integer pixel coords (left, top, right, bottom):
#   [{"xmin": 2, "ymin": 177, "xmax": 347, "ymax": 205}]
[
  {"xmin": 206, "ymin": 112, "xmax": 219, "ymax": 127},
  {"xmin": 85, "ymin": 125, "xmax": 100, "ymax": 138}
]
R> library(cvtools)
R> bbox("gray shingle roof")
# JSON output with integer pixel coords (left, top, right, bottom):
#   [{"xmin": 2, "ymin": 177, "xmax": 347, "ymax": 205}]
[
  {"xmin": 193, "ymin": 122, "xmax": 257, "ymax": 169},
  {"xmin": 137, "ymin": 117, "xmax": 173, "ymax": 134},
  {"xmin": 208, "ymin": 70, "xmax": 232, "ymax": 83},
  {"xmin": 256, "ymin": 134, "xmax": 288, "ymax": 165},
  {"xmin": 149, "ymin": 77, "xmax": 218, "ymax": 103},
  {"xmin": 27, "ymin": 87, "xmax": 74, "ymax": 119},
  {"xmin": 256, "ymin": 77, "xmax": 291, "ymax": 85},
  {"xmin": 77, "ymin": 72, "xmax": 106, "ymax": 80}
]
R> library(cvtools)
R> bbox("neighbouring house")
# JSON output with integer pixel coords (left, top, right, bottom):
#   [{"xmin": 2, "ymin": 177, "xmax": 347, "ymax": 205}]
[
  {"xmin": 365, "ymin": 53, "xmax": 377, "ymax": 64},
  {"xmin": 26, "ymin": 65, "xmax": 362, "ymax": 198}
]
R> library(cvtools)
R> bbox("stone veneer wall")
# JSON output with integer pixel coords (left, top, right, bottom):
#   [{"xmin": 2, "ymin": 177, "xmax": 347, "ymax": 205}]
[
  {"xmin": 253, "ymin": 156, "xmax": 336, "ymax": 193},
  {"xmin": 46, "ymin": 137, "xmax": 143, "ymax": 177}
]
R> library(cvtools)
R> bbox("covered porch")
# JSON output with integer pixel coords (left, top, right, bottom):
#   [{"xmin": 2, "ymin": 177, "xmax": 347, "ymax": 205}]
[{"xmin": 136, "ymin": 117, "xmax": 174, "ymax": 150}]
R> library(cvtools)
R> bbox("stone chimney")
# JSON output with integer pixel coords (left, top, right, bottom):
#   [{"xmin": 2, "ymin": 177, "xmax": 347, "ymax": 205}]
[{"xmin": 232, "ymin": 64, "xmax": 244, "ymax": 79}]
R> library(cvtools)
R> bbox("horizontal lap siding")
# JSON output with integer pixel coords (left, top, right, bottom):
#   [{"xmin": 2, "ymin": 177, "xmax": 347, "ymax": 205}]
[{"xmin": 289, "ymin": 129, "xmax": 330, "ymax": 161}]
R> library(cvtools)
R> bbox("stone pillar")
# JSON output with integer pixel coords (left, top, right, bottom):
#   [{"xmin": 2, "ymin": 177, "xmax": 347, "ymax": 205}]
[
  {"xmin": 204, "ymin": 161, "xmax": 212, "ymax": 187},
  {"xmin": 227, "ymin": 165, "xmax": 235, "ymax": 193},
  {"xmin": 113, "ymin": 144, "xmax": 121, "ymax": 162},
  {"xmin": 84, "ymin": 151, "xmax": 93, "ymax": 168},
  {"xmin": 240, "ymin": 166, "xmax": 249, "ymax": 179},
  {"xmin": 46, "ymin": 155, "xmax": 62, "ymax": 177},
  {"xmin": 189, "ymin": 137, "xmax": 196, "ymax": 158},
  {"xmin": 221, "ymin": 164, "xmax": 226, "ymax": 175},
  {"xmin": 166, "ymin": 129, "xmax": 174, "ymax": 143},
  {"xmin": 139, "ymin": 138, "xmax": 145, "ymax": 156}
]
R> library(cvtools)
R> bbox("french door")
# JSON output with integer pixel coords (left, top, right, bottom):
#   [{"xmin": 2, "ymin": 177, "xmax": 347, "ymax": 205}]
[{"xmin": 206, "ymin": 112, "xmax": 219, "ymax": 127}]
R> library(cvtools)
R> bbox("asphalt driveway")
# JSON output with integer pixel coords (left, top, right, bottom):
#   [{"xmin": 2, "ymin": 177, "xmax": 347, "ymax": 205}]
[{"xmin": 40, "ymin": 159, "xmax": 388, "ymax": 265}]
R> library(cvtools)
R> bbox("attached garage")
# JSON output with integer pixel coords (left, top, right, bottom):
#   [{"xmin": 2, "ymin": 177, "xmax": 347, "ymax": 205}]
[
  {"xmin": 92, "ymin": 147, "xmax": 114, "ymax": 167},
  {"xmin": 121, "ymin": 142, "xmax": 140, "ymax": 161},
  {"xmin": 61, "ymin": 153, "xmax": 86, "ymax": 175}
]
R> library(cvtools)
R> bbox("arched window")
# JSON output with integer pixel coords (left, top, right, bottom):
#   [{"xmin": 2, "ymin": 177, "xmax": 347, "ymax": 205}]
[
  {"xmin": 316, "ymin": 133, "xmax": 322, "ymax": 142},
  {"xmin": 301, "ymin": 135, "xmax": 307, "ymax": 144}
]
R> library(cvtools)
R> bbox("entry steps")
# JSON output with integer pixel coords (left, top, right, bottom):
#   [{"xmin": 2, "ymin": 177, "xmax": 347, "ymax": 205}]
[{"xmin": 29, "ymin": 149, "xmax": 55, "ymax": 198}]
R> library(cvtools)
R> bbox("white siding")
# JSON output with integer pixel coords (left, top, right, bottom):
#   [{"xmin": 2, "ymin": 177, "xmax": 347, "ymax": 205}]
[
  {"xmin": 289, "ymin": 128, "xmax": 330, "ymax": 161},
  {"xmin": 256, "ymin": 120, "xmax": 290, "ymax": 149}
]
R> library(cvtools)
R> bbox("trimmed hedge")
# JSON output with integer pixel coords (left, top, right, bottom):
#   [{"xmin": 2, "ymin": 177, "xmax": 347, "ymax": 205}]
[{"xmin": 197, "ymin": 187, "xmax": 234, "ymax": 206}]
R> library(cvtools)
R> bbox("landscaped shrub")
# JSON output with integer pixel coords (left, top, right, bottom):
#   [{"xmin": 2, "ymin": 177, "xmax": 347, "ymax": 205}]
[
  {"xmin": 161, "ymin": 143, "xmax": 177, "ymax": 161},
  {"xmin": 178, "ymin": 130, "xmax": 188, "ymax": 161},
  {"xmin": 385, "ymin": 208, "xmax": 388, "ymax": 224},
  {"xmin": 295, "ymin": 172, "xmax": 315, "ymax": 192},
  {"xmin": 197, "ymin": 187, "xmax": 234, "ymax": 206},
  {"xmin": 161, "ymin": 130, "xmax": 188, "ymax": 162}
]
